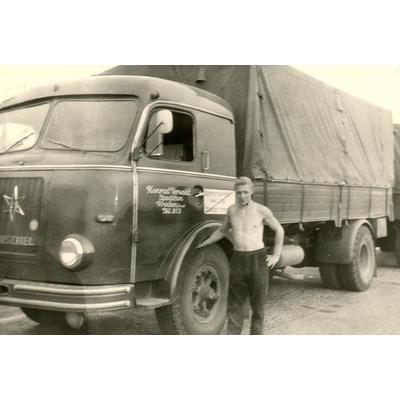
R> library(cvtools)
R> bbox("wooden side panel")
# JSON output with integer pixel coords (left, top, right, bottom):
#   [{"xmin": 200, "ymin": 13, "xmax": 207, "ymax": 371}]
[
  {"xmin": 347, "ymin": 187, "xmax": 370, "ymax": 219},
  {"xmin": 253, "ymin": 181, "xmax": 301, "ymax": 223},
  {"xmin": 303, "ymin": 185, "xmax": 338, "ymax": 222},
  {"xmin": 370, "ymin": 189, "xmax": 388, "ymax": 218},
  {"xmin": 254, "ymin": 180, "xmax": 390, "ymax": 225}
]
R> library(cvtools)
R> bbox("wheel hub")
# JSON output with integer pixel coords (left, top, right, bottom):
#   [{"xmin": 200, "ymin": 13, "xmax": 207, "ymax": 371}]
[
  {"xmin": 359, "ymin": 242, "xmax": 373, "ymax": 281},
  {"xmin": 191, "ymin": 264, "xmax": 221, "ymax": 323}
]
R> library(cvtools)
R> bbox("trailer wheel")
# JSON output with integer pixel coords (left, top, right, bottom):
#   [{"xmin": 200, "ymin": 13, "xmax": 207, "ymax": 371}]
[
  {"xmin": 395, "ymin": 227, "xmax": 400, "ymax": 267},
  {"xmin": 155, "ymin": 245, "xmax": 229, "ymax": 335},
  {"xmin": 318, "ymin": 263, "xmax": 342, "ymax": 290},
  {"xmin": 338, "ymin": 226, "xmax": 376, "ymax": 291},
  {"xmin": 21, "ymin": 307, "xmax": 68, "ymax": 327}
]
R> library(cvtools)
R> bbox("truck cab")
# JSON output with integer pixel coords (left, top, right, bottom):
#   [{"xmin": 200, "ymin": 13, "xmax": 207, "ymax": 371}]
[{"xmin": 0, "ymin": 75, "xmax": 236, "ymax": 334}]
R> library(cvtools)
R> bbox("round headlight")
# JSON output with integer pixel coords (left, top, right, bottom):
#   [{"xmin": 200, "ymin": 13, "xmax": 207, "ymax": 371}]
[{"xmin": 59, "ymin": 235, "xmax": 94, "ymax": 270}]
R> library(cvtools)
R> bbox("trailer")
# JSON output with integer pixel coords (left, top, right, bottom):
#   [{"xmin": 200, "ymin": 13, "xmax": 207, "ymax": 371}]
[
  {"xmin": 103, "ymin": 65, "xmax": 394, "ymax": 290},
  {"xmin": 379, "ymin": 124, "xmax": 400, "ymax": 263}
]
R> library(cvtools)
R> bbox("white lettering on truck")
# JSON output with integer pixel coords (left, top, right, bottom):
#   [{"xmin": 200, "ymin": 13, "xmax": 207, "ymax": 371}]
[
  {"xmin": 0, "ymin": 235, "xmax": 35, "ymax": 246},
  {"xmin": 146, "ymin": 185, "xmax": 191, "ymax": 214}
]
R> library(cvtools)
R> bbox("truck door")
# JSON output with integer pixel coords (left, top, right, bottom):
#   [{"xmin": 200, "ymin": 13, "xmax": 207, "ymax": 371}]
[{"xmin": 134, "ymin": 105, "xmax": 205, "ymax": 282}]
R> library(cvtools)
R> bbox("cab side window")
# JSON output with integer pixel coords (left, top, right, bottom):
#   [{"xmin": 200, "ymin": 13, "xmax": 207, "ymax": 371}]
[{"xmin": 145, "ymin": 109, "xmax": 194, "ymax": 162}]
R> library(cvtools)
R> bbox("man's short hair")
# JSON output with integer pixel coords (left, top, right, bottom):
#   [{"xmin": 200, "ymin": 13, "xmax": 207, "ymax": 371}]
[{"xmin": 234, "ymin": 176, "xmax": 254, "ymax": 192}]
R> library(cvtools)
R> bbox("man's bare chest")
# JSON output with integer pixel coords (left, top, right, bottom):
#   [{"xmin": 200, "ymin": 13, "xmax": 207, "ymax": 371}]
[{"xmin": 230, "ymin": 208, "xmax": 264, "ymax": 231}]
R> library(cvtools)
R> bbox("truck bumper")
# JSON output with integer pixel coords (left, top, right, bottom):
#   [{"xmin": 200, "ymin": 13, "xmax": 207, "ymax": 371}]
[{"xmin": 0, "ymin": 279, "xmax": 134, "ymax": 312}]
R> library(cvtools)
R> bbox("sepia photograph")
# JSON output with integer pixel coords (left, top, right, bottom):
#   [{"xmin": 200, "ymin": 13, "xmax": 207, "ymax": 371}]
[
  {"xmin": 1, "ymin": 2, "xmax": 400, "ymax": 399},
  {"xmin": 0, "ymin": 65, "xmax": 399, "ymax": 335}
]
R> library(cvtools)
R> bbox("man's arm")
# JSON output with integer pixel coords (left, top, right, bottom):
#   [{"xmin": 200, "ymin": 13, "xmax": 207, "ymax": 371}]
[
  {"xmin": 262, "ymin": 206, "xmax": 284, "ymax": 268},
  {"xmin": 197, "ymin": 211, "xmax": 231, "ymax": 248}
]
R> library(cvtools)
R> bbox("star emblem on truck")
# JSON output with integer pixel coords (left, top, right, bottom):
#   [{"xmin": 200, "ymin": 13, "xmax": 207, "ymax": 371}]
[{"xmin": 3, "ymin": 185, "xmax": 26, "ymax": 222}]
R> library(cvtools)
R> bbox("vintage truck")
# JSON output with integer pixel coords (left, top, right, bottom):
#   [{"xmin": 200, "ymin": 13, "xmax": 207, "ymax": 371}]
[
  {"xmin": 379, "ymin": 124, "xmax": 400, "ymax": 263},
  {"xmin": 0, "ymin": 66, "xmax": 394, "ymax": 334}
]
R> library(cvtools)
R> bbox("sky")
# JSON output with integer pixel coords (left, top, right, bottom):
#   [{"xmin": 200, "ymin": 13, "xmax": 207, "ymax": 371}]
[
  {"xmin": 0, "ymin": 65, "xmax": 399, "ymax": 122},
  {"xmin": 0, "ymin": 65, "xmax": 111, "ymax": 100},
  {"xmin": 295, "ymin": 65, "xmax": 400, "ymax": 122}
]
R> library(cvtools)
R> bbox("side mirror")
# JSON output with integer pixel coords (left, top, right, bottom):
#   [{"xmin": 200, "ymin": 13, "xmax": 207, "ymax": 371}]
[
  {"xmin": 133, "ymin": 109, "xmax": 174, "ymax": 161},
  {"xmin": 145, "ymin": 110, "xmax": 174, "ymax": 157},
  {"xmin": 149, "ymin": 109, "xmax": 173, "ymax": 136}
]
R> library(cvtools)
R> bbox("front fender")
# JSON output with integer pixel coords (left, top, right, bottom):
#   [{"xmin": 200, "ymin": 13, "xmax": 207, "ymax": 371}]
[{"xmin": 155, "ymin": 221, "xmax": 224, "ymax": 298}]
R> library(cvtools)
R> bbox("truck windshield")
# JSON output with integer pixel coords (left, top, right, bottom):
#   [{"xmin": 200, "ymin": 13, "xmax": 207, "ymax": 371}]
[
  {"xmin": 0, "ymin": 103, "xmax": 49, "ymax": 154},
  {"xmin": 42, "ymin": 100, "xmax": 138, "ymax": 152}
]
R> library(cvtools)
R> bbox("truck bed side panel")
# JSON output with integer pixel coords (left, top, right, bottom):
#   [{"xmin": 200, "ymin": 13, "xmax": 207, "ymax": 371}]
[{"xmin": 254, "ymin": 180, "xmax": 391, "ymax": 226}]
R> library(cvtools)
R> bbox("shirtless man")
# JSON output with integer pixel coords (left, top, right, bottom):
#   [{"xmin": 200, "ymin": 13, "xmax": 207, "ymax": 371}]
[{"xmin": 198, "ymin": 176, "xmax": 284, "ymax": 334}]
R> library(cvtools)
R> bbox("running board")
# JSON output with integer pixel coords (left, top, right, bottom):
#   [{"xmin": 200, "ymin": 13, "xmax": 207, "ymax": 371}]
[{"xmin": 135, "ymin": 298, "xmax": 170, "ymax": 309}]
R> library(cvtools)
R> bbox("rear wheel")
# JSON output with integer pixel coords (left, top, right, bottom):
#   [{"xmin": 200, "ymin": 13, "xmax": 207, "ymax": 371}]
[
  {"xmin": 395, "ymin": 228, "xmax": 400, "ymax": 267},
  {"xmin": 338, "ymin": 226, "xmax": 376, "ymax": 291},
  {"xmin": 156, "ymin": 245, "xmax": 229, "ymax": 335},
  {"xmin": 318, "ymin": 263, "xmax": 342, "ymax": 290},
  {"xmin": 21, "ymin": 307, "xmax": 68, "ymax": 327}
]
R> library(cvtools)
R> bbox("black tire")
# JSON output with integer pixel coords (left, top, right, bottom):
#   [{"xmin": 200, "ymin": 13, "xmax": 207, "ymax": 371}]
[
  {"xmin": 21, "ymin": 307, "xmax": 68, "ymax": 327},
  {"xmin": 338, "ymin": 226, "xmax": 376, "ymax": 291},
  {"xmin": 395, "ymin": 228, "xmax": 400, "ymax": 267},
  {"xmin": 318, "ymin": 263, "xmax": 342, "ymax": 290},
  {"xmin": 378, "ymin": 235, "xmax": 395, "ymax": 253},
  {"xmin": 155, "ymin": 245, "xmax": 229, "ymax": 335}
]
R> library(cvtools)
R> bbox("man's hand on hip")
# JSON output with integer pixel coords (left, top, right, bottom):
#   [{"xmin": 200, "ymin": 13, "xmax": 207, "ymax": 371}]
[{"xmin": 266, "ymin": 254, "xmax": 280, "ymax": 269}]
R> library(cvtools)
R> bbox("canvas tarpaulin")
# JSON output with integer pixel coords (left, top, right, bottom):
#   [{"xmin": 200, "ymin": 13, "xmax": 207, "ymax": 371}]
[
  {"xmin": 394, "ymin": 124, "xmax": 400, "ymax": 191},
  {"xmin": 247, "ymin": 66, "xmax": 393, "ymax": 186},
  {"xmin": 102, "ymin": 65, "xmax": 394, "ymax": 187}
]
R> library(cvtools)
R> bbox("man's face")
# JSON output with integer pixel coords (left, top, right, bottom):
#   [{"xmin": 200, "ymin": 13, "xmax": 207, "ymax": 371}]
[{"xmin": 236, "ymin": 184, "xmax": 253, "ymax": 207}]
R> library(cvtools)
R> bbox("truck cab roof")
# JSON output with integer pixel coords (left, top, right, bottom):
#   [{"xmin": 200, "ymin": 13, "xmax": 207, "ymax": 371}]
[{"xmin": 0, "ymin": 75, "xmax": 234, "ymax": 121}]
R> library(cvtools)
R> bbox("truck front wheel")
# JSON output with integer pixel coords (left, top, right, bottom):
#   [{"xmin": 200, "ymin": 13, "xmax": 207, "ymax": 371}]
[
  {"xmin": 156, "ymin": 245, "xmax": 229, "ymax": 335},
  {"xmin": 338, "ymin": 226, "xmax": 376, "ymax": 291}
]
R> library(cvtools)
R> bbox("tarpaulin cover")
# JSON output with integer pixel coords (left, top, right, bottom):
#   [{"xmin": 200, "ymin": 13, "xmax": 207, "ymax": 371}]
[
  {"xmin": 103, "ymin": 65, "xmax": 394, "ymax": 187},
  {"xmin": 394, "ymin": 124, "xmax": 400, "ymax": 191}
]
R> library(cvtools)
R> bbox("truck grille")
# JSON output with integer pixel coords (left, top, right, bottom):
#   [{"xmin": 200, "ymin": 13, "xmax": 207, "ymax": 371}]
[{"xmin": 0, "ymin": 178, "xmax": 44, "ymax": 255}]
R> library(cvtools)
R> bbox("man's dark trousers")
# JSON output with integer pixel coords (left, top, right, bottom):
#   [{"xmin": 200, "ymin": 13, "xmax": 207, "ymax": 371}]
[{"xmin": 227, "ymin": 248, "xmax": 269, "ymax": 335}]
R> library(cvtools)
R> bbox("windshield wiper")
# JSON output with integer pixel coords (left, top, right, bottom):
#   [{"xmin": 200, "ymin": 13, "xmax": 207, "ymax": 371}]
[
  {"xmin": 46, "ymin": 139, "xmax": 86, "ymax": 152},
  {"xmin": 1, "ymin": 132, "xmax": 36, "ymax": 154}
]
